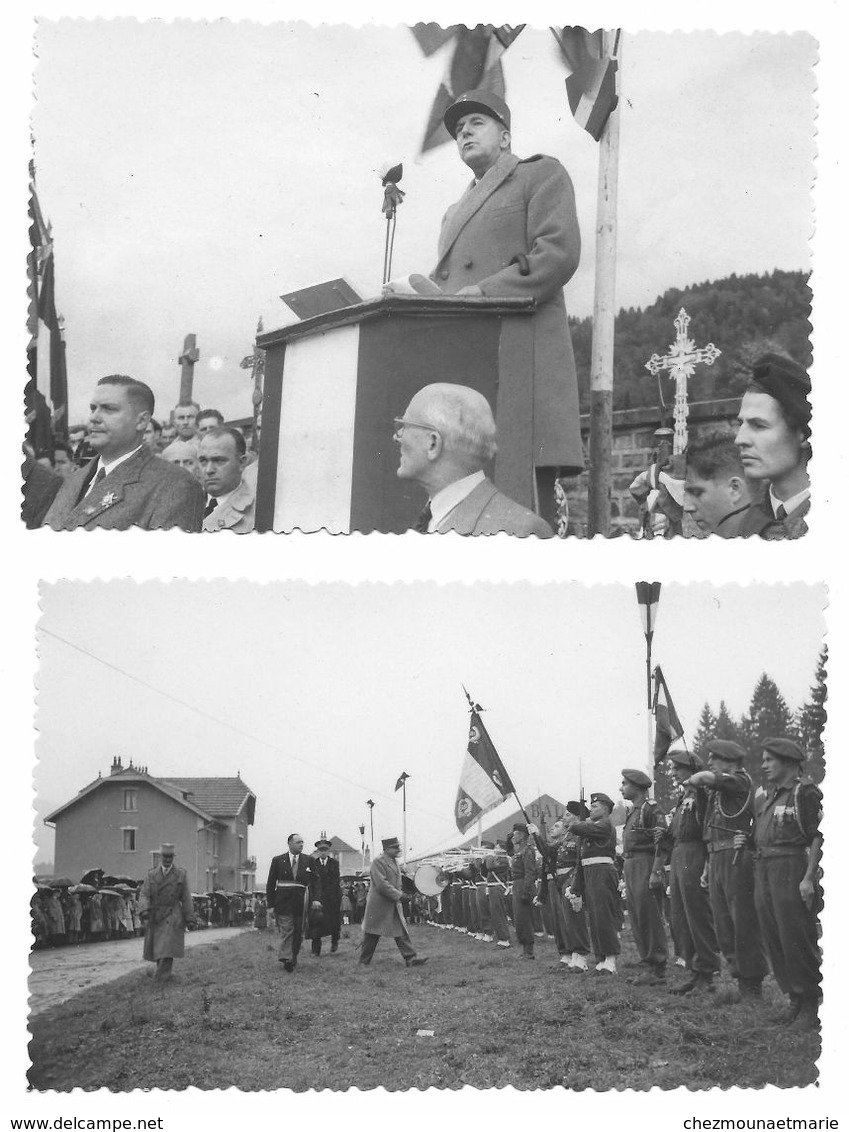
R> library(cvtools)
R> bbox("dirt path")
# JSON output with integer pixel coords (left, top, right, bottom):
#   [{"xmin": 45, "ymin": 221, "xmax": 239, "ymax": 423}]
[{"xmin": 29, "ymin": 926, "xmax": 251, "ymax": 1015}]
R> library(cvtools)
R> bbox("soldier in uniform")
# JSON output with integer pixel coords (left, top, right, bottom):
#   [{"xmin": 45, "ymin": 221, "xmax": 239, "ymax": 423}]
[
  {"xmin": 551, "ymin": 805, "xmax": 593, "ymax": 972},
  {"xmin": 510, "ymin": 824, "xmax": 538, "ymax": 958},
  {"xmin": 658, "ymin": 751, "xmax": 721, "ymax": 994},
  {"xmin": 482, "ymin": 842, "xmax": 512, "ymax": 948},
  {"xmin": 567, "ymin": 793, "xmax": 621, "ymax": 975},
  {"xmin": 619, "ymin": 769, "xmax": 669, "ymax": 984},
  {"xmin": 686, "ymin": 740, "xmax": 768, "ymax": 999},
  {"xmin": 473, "ymin": 848, "xmax": 494, "ymax": 942},
  {"xmin": 745, "ymin": 738, "xmax": 822, "ymax": 1030},
  {"xmin": 138, "ymin": 843, "xmax": 196, "ymax": 982}
]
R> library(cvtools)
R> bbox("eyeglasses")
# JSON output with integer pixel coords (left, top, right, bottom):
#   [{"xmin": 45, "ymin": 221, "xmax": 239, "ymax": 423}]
[{"xmin": 392, "ymin": 417, "xmax": 440, "ymax": 438}]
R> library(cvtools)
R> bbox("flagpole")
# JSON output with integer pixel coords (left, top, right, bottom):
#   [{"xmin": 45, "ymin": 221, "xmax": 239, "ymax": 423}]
[
  {"xmin": 587, "ymin": 29, "xmax": 622, "ymax": 538},
  {"xmin": 402, "ymin": 778, "xmax": 407, "ymax": 866},
  {"xmin": 367, "ymin": 800, "xmax": 375, "ymax": 863}
]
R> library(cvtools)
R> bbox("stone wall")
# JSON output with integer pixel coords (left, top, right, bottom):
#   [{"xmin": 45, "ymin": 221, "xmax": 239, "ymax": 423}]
[{"xmin": 563, "ymin": 397, "xmax": 741, "ymax": 537}]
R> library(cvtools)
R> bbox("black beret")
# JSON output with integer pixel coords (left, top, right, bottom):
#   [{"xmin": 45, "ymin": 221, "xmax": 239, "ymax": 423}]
[
  {"xmin": 747, "ymin": 353, "xmax": 811, "ymax": 436},
  {"xmin": 668, "ymin": 749, "xmax": 703, "ymax": 771},
  {"xmin": 704, "ymin": 739, "xmax": 748, "ymax": 764},
  {"xmin": 590, "ymin": 792, "xmax": 615, "ymax": 811},
  {"xmin": 566, "ymin": 800, "xmax": 590, "ymax": 819},
  {"xmin": 512, "ymin": 822, "xmax": 528, "ymax": 834},
  {"xmin": 621, "ymin": 768, "xmax": 653, "ymax": 789},
  {"xmin": 761, "ymin": 737, "xmax": 806, "ymax": 763}
]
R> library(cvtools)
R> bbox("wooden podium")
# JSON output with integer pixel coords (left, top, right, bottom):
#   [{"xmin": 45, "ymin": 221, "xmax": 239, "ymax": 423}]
[{"xmin": 254, "ymin": 294, "xmax": 536, "ymax": 534}]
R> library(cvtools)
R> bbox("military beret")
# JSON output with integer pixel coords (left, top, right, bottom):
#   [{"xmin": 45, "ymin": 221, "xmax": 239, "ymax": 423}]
[
  {"xmin": 566, "ymin": 800, "xmax": 590, "ymax": 819},
  {"xmin": 668, "ymin": 749, "xmax": 703, "ymax": 771},
  {"xmin": 621, "ymin": 768, "xmax": 653, "ymax": 789},
  {"xmin": 444, "ymin": 89, "xmax": 511, "ymax": 137},
  {"xmin": 512, "ymin": 822, "xmax": 528, "ymax": 834},
  {"xmin": 747, "ymin": 353, "xmax": 811, "ymax": 436},
  {"xmin": 761, "ymin": 737, "xmax": 806, "ymax": 763},
  {"xmin": 704, "ymin": 739, "xmax": 748, "ymax": 763},
  {"xmin": 590, "ymin": 792, "xmax": 615, "ymax": 811}
]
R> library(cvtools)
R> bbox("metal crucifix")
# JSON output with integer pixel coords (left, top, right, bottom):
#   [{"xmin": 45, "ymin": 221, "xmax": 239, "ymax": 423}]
[{"xmin": 644, "ymin": 308, "xmax": 721, "ymax": 454}]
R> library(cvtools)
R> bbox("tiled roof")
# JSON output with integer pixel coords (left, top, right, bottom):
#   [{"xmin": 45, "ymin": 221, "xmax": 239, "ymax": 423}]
[
  {"xmin": 161, "ymin": 777, "xmax": 255, "ymax": 820},
  {"xmin": 329, "ymin": 836, "xmax": 357, "ymax": 853}
]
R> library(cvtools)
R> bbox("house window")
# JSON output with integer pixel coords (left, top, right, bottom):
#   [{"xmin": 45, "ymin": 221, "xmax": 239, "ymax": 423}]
[
  {"xmin": 122, "ymin": 789, "xmax": 138, "ymax": 812},
  {"xmin": 121, "ymin": 828, "xmax": 137, "ymax": 852},
  {"xmin": 211, "ymin": 831, "xmax": 219, "ymax": 857}
]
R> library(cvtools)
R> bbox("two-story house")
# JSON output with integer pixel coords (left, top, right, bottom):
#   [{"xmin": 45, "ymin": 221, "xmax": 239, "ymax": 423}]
[{"xmin": 44, "ymin": 757, "xmax": 257, "ymax": 893}]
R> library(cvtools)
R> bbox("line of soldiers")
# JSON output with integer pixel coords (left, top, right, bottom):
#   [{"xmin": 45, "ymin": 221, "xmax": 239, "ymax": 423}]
[{"xmin": 427, "ymin": 735, "xmax": 822, "ymax": 1031}]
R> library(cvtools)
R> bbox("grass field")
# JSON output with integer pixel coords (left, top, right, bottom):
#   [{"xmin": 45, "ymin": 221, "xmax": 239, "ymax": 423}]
[{"xmin": 28, "ymin": 922, "xmax": 819, "ymax": 1092}]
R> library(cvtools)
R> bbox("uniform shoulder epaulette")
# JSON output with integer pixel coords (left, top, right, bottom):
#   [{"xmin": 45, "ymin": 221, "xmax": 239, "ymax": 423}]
[{"xmin": 519, "ymin": 153, "xmax": 558, "ymax": 165}]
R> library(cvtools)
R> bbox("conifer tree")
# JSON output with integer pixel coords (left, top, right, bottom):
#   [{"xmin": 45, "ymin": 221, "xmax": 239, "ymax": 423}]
[{"xmin": 796, "ymin": 647, "xmax": 827, "ymax": 784}]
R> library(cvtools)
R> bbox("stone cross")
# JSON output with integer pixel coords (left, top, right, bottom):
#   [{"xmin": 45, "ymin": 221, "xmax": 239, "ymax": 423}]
[
  {"xmin": 645, "ymin": 308, "xmax": 721, "ymax": 454},
  {"xmin": 177, "ymin": 333, "xmax": 199, "ymax": 403}
]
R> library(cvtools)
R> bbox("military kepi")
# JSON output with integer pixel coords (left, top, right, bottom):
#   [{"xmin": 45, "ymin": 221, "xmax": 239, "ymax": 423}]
[
  {"xmin": 382, "ymin": 836, "xmax": 401, "ymax": 850},
  {"xmin": 761, "ymin": 737, "xmax": 806, "ymax": 763},
  {"xmin": 160, "ymin": 842, "xmax": 175, "ymax": 856},
  {"xmin": 622, "ymin": 768, "xmax": 652, "ymax": 789},
  {"xmin": 444, "ymin": 89, "xmax": 511, "ymax": 137},
  {"xmin": 704, "ymin": 739, "xmax": 748, "ymax": 763},
  {"xmin": 315, "ymin": 836, "xmax": 332, "ymax": 850}
]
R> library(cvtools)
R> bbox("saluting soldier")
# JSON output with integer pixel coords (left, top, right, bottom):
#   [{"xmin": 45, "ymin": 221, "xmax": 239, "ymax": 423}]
[
  {"xmin": 567, "ymin": 793, "xmax": 621, "ymax": 975},
  {"xmin": 686, "ymin": 739, "xmax": 768, "ymax": 999},
  {"xmin": 658, "ymin": 751, "xmax": 721, "ymax": 995},
  {"xmin": 510, "ymin": 823, "xmax": 538, "ymax": 958},
  {"xmin": 746, "ymin": 738, "xmax": 822, "ymax": 1030},
  {"xmin": 619, "ymin": 769, "xmax": 669, "ymax": 984}
]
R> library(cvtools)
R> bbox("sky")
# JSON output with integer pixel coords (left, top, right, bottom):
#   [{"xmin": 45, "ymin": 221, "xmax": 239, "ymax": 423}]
[
  {"xmin": 35, "ymin": 581, "xmax": 825, "ymax": 873},
  {"xmin": 31, "ymin": 22, "xmax": 816, "ymax": 424}
]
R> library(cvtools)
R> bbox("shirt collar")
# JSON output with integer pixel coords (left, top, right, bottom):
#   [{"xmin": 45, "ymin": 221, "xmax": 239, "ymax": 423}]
[
  {"xmin": 428, "ymin": 470, "xmax": 486, "ymax": 531},
  {"xmin": 769, "ymin": 484, "xmax": 810, "ymax": 519},
  {"xmin": 97, "ymin": 444, "xmax": 144, "ymax": 478},
  {"xmin": 208, "ymin": 485, "xmax": 237, "ymax": 511}
]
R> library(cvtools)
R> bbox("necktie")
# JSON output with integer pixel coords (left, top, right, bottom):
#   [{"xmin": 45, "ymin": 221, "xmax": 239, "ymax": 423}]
[
  {"xmin": 291, "ymin": 855, "xmax": 298, "ymax": 874},
  {"xmin": 79, "ymin": 465, "xmax": 106, "ymax": 505},
  {"xmin": 204, "ymin": 496, "xmax": 218, "ymax": 518},
  {"xmin": 413, "ymin": 501, "xmax": 432, "ymax": 533}
]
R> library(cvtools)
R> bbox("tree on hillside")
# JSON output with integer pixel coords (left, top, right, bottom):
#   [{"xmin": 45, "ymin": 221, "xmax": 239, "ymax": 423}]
[
  {"xmin": 796, "ymin": 647, "xmax": 827, "ymax": 784},
  {"xmin": 692, "ymin": 703, "xmax": 717, "ymax": 759},
  {"xmin": 714, "ymin": 701, "xmax": 744, "ymax": 743},
  {"xmin": 739, "ymin": 674, "xmax": 798, "ymax": 780}
]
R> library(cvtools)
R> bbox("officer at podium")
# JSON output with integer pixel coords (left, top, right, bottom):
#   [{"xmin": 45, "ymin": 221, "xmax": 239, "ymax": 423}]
[{"xmin": 429, "ymin": 89, "xmax": 584, "ymax": 523}]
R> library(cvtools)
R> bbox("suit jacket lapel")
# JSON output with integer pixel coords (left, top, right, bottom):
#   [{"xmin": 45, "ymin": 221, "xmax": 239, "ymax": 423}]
[
  {"xmin": 437, "ymin": 153, "xmax": 520, "ymax": 263},
  {"xmin": 437, "ymin": 478, "xmax": 499, "ymax": 535},
  {"xmin": 72, "ymin": 448, "xmax": 149, "ymax": 525}
]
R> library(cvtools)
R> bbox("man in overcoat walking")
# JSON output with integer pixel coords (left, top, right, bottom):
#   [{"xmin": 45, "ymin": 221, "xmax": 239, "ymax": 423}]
[
  {"xmin": 310, "ymin": 836, "xmax": 342, "ymax": 956},
  {"xmin": 138, "ymin": 843, "xmax": 196, "ymax": 982},
  {"xmin": 359, "ymin": 837, "xmax": 427, "ymax": 967}
]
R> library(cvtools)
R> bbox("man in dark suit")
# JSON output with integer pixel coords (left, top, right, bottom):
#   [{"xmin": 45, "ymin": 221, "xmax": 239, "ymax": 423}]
[
  {"xmin": 433, "ymin": 89, "xmax": 584, "ymax": 518},
  {"xmin": 266, "ymin": 833, "xmax": 323, "ymax": 972},
  {"xmin": 43, "ymin": 375, "xmax": 204, "ymax": 531},
  {"xmin": 394, "ymin": 383, "xmax": 553, "ymax": 537},
  {"xmin": 309, "ymin": 837, "xmax": 342, "ymax": 956}
]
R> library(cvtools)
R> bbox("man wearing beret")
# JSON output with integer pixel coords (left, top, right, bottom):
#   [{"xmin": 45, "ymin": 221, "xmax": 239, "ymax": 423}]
[
  {"xmin": 657, "ymin": 752, "xmax": 721, "ymax": 995},
  {"xmin": 735, "ymin": 353, "xmax": 811, "ymax": 539},
  {"xmin": 566, "ymin": 794, "xmax": 621, "ymax": 974},
  {"xmin": 360, "ymin": 837, "xmax": 427, "ymax": 967},
  {"xmin": 685, "ymin": 740, "xmax": 769, "ymax": 999},
  {"xmin": 509, "ymin": 823, "xmax": 539, "ymax": 958},
  {"xmin": 743, "ymin": 738, "xmax": 822, "ymax": 1029},
  {"xmin": 551, "ymin": 804, "xmax": 593, "ymax": 972},
  {"xmin": 427, "ymin": 89, "xmax": 584, "ymax": 523},
  {"xmin": 619, "ymin": 769, "xmax": 669, "ymax": 985},
  {"xmin": 138, "ymin": 843, "xmax": 196, "ymax": 982},
  {"xmin": 481, "ymin": 842, "xmax": 513, "ymax": 947}
]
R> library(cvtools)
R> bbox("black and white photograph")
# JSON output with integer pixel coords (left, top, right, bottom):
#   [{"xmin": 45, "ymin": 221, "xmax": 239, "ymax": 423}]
[
  {"xmin": 25, "ymin": 20, "xmax": 815, "ymax": 536},
  {"xmin": 29, "ymin": 580, "xmax": 825, "ymax": 1092}
]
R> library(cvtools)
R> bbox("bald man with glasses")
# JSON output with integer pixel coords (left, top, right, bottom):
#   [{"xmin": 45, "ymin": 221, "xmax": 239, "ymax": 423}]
[{"xmin": 394, "ymin": 383, "xmax": 553, "ymax": 537}]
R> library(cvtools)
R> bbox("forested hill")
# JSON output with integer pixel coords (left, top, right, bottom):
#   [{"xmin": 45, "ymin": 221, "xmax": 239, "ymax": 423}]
[{"xmin": 569, "ymin": 268, "xmax": 811, "ymax": 414}]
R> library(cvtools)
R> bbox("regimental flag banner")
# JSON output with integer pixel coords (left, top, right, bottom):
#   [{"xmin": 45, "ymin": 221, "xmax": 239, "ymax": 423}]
[
  {"xmin": 455, "ymin": 707, "xmax": 516, "ymax": 833},
  {"xmin": 412, "ymin": 23, "xmax": 524, "ymax": 154},
  {"xmin": 552, "ymin": 27, "xmax": 619, "ymax": 142},
  {"xmin": 635, "ymin": 581, "xmax": 662, "ymax": 642},
  {"xmin": 653, "ymin": 665, "xmax": 684, "ymax": 764},
  {"xmin": 28, "ymin": 169, "xmax": 68, "ymax": 445}
]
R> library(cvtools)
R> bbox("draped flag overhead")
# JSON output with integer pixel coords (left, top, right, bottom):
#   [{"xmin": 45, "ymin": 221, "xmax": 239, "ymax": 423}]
[
  {"xmin": 455, "ymin": 690, "xmax": 516, "ymax": 834},
  {"xmin": 412, "ymin": 23, "xmax": 525, "ymax": 153},
  {"xmin": 551, "ymin": 27, "xmax": 619, "ymax": 142},
  {"xmin": 653, "ymin": 665, "xmax": 684, "ymax": 764},
  {"xmin": 28, "ymin": 165, "xmax": 68, "ymax": 446},
  {"xmin": 395, "ymin": 771, "xmax": 410, "ymax": 792}
]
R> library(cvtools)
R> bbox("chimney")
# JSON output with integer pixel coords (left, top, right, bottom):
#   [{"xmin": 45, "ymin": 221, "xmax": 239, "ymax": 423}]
[{"xmin": 110, "ymin": 756, "xmax": 123, "ymax": 775}]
